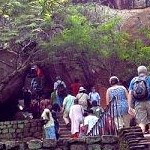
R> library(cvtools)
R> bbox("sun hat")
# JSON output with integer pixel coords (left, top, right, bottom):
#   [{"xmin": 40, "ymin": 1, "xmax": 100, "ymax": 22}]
[{"xmin": 79, "ymin": 87, "xmax": 86, "ymax": 92}]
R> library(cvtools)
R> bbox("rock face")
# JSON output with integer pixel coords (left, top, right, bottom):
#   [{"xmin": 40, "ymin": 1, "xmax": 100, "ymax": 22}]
[
  {"xmin": 76, "ymin": 0, "xmax": 150, "ymax": 9},
  {"xmin": 108, "ymin": 0, "xmax": 150, "ymax": 9},
  {"xmin": 122, "ymin": 8, "xmax": 150, "ymax": 45},
  {"xmin": 105, "ymin": 0, "xmax": 150, "ymax": 9}
]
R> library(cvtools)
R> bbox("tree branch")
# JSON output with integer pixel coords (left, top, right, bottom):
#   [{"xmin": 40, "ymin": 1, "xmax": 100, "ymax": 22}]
[{"xmin": 0, "ymin": 60, "xmax": 14, "ymax": 68}]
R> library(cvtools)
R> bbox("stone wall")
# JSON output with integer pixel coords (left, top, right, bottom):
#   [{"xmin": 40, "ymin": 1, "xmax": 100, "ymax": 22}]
[
  {"xmin": 119, "ymin": 126, "xmax": 150, "ymax": 149},
  {"xmin": 0, "ymin": 136, "xmax": 119, "ymax": 150},
  {"xmin": 0, "ymin": 119, "xmax": 42, "ymax": 141}
]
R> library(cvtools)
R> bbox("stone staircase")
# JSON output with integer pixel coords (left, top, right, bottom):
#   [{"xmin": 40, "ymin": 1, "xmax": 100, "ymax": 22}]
[
  {"xmin": 57, "ymin": 112, "xmax": 71, "ymax": 139},
  {"xmin": 119, "ymin": 126, "xmax": 150, "ymax": 150}
]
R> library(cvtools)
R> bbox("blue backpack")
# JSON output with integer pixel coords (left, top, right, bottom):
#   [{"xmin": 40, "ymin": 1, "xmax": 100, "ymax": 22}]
[{"xmin": 133, "ymin": 76, "xmax": 149, "ymax": 100}]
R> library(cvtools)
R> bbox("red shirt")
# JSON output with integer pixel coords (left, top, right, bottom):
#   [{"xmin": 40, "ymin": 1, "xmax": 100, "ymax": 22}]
[
  {"xmin": 71, "ymin": 83, "xmax": 81, "ymax": 96},
  {"xmin": 37, "ymin": 68, "xmax": 43, "ymax": 77}
]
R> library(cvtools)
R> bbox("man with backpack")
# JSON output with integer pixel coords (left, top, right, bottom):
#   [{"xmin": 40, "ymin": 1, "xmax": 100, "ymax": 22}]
[
  {"xmin": 128, "ymin": 66, "xmax": 150, "ymax": 133},
  {"xmin": 54, "ymin": 76, "xmax": 67, "ymax": 107}
]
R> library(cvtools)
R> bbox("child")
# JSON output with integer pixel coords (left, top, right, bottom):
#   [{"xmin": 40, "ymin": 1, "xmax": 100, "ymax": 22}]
[{"xmin": 91, "ymin": 101, "xmax": 104, "ymax": 118}]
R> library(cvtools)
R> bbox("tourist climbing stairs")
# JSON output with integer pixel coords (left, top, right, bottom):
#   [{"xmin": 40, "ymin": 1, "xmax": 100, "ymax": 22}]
[{"xmin": 57, "ymin": 112, "xmax": 71, "ymax": 139}]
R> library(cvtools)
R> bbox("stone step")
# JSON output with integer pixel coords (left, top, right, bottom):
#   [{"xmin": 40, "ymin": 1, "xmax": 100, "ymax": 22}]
[
  {"xmin": 59, "ymin": 130, "xmax": 71, "ymax": 135},
  {"xmin": 59, "ymin": 134, "xmax": 71, "ymax": 138},
  {"xmin": 57, "ymin": 112, "xmax": 71, "ymax": 139},
  {"xmin": 59, "ymin": 124, "xmax": 67, "ymax": 128},
  {"xmin": 60, "ymin": 127, "xmax": 70, "ymax": 131},
  {"xmin": 58, "ymin": 120, "xmax": 65, "ymax": 123}
]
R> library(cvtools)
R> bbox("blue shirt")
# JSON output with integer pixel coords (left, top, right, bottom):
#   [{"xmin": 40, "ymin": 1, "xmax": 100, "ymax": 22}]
[{"xmin": 129, "ymin": 75, "xmax": 150, "ymax": 101}]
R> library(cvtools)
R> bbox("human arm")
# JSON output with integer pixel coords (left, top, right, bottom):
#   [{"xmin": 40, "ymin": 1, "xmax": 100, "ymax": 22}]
[
  {"xmin": 128, "ymin": 80, "xmax": 136, "ymax": 116},
  {"xmin": 62, "ymin": 98, "xmax": 66, "ymax": 112},
  {"xmin": 54, "ymin": 82, "xmax": 58, "ymax": 90},
  {"xmin": 106, "ymin": 89, "xmax": 110, "ymax": 105},
  {"xmin": 83, "ymin": 117, "xmax": 88, "ymax": 134},
  {"xmin": 62, "ymin": 81, "xmax": 66, "ymax": 88},
  {"xmin": 97, "ymin": 93, "xmax": 101, "ymax": 105}
]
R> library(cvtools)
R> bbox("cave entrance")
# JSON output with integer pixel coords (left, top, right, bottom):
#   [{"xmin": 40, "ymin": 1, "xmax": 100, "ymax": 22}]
[{"xmin": 0, "ymin": 65, "xmax": 56, "ymax": 121}]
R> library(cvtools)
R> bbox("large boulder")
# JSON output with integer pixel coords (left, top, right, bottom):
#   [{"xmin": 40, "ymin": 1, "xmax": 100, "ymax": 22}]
[{"xmin": 134, "ymin": 0, "xmax": 147, "ymax": 8}]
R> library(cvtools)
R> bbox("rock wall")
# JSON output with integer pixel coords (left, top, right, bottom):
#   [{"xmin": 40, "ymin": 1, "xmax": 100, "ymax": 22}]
[
  {"xmin": 0, "ymin": 119, "xmax": 42, "ymax": 141},
  {"xmin": 113, "ymin": 0, "xmax": 150, "ymax": 9},
  {"xmin": 0, "ymin": 136, "xmax": 119, "ymax": 150},
  {"xmin": 74, "ymin": 0, "xmax": 150, "ymax": 9}
]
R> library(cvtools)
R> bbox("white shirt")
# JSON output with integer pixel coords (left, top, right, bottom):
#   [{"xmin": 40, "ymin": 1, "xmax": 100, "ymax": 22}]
[
  {"xmin": 84, "ymin": 115, "xmax": 98, "ymax": 134},
  {"xmin": 89, "ymin": 92, "xmax": 100, "ymax": 103}
]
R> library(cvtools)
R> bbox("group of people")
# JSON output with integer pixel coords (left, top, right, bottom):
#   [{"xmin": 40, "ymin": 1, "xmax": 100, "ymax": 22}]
[
  {"xmin": 19, "ymin": 65, "xmax": 150, "ymax": 139},
  {"xmin": 105, "ymin": 65, "xmax": 150, "ymax": 134},
  {"xmin": 62, "ymin": 86, "xmax": 103, "ymax": 138},
  {"xmin": 41, "ymin": 76, "xmax": 104, "ymax": 139}
]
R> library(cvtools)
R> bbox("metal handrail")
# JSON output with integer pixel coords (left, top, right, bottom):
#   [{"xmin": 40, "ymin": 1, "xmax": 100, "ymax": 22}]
[{"xmin": 88, "ymin": 96, "xmax": 119, "ymax": 136}]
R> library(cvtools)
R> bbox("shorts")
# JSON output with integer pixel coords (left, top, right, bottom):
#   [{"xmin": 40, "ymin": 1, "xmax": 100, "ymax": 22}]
[{"xmin": 135, "ymin": 101, "xmax": 150, "ymax": 125}]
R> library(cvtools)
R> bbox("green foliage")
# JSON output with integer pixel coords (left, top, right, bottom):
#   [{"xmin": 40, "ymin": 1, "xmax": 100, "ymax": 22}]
[
  {"xmin": 49, "ymin": 7, "xmax": 130, "ymax": 60},
  {"xmin": 0, "ymin": 0, "xmax": 150, "ymax": 69},
  {"xmin": 0, "ymin": 0, "xmax": 68, "ymax": 45}
]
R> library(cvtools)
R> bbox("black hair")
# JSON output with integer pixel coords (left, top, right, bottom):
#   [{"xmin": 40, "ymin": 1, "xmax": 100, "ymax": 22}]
[
  {"xmin": 92, "ymin": 101, "xmax": 98, "ymax": 107},
  {"xmin": 88, "ymin": 109, "xmax": 94, "ymax": 114},
  {"xmin": 83, "ymin": 112, "xmax": 88, "ymax": 117},
  {"xmin": 110, "ymin": 78, "xmax": 119, "ymax": 86},
  {"xmin": 79, "ymin": 90, "xmax": 86, "ymax": 93},
  {"xmin": 74, "ymin": 99, "xmax": 78, "ymax": 104}
]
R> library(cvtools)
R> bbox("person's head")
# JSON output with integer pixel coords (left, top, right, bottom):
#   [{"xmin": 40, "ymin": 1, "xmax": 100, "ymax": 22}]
[
  {"xmin": 137, "ymin": 66, "xmax": 148, "ymax": 76},
  {"xmin": 42, "ymin": 108, "xmax": 51, "ymax": 120},
  {"xmin": 56, "ymin": 76, "xmax": 61, "ymax": 81},
  {"xmin": 88, "ymin": 109, "xmax": 94, "ymax": 115},
  {"xmin": 92, "ymin": 100, "xmax": 98, "ymax": 107},
  {"xmin": 66, "ymin": 89, "xmax": 72, "ymax": 95},
  {"xmin": 109, "ymin": 76, "xmax": 119, "ymax": 86},
  {"xmin": 74, "ymin": 99, "xmax": 78, "ymax": 104},
  {"xmin": 79, "ymin": 87, "xmax": 86, "ymax": 93},
  {"xmin": 91, "ymin": 86, "xmax": 96, "ymax": 92},
  {"xmin": 83, "ymin": 111, "xmax": 88, "ymax": 117}
]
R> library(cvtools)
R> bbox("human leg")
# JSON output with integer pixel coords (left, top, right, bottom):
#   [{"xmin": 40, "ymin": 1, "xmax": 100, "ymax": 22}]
[
  {"xmin": 135, "ymin": 102, "xmax": 147, "ymax": 133},
  {"xmin": 63, "ymin": 111, "xmax": 70, "ymax": 125},
  {"xmin": 114, "ymin": 116, "xmax": 124, "ymax": 130},
  {"xmin": 123, "ymin": 113, "xmax": 132, "ymax": 128}
]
